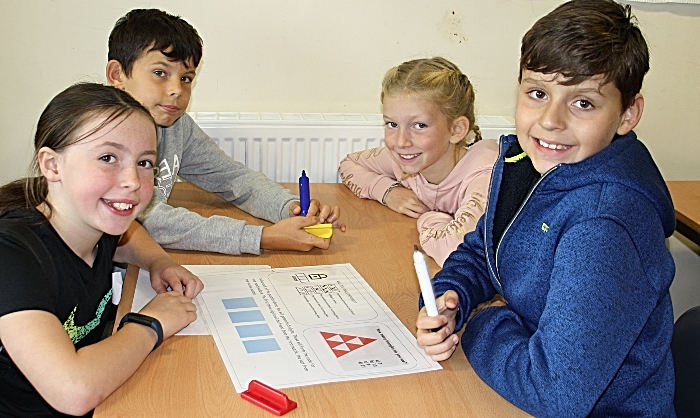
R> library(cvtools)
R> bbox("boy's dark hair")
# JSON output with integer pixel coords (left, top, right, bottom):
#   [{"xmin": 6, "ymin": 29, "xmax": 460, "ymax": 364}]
[
  {"xmin": 519, "ymin": 0, "xmax": 649, "ymax": 109},
  {"xmin": 108, "ymin": 9, "xmax": 203, "ymax": 77}
]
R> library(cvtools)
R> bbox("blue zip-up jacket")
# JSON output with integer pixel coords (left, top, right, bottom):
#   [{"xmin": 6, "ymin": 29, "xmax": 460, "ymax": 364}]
[{"xmin": 431, "ymin": 132, "xmax": 676, "ymax": 417}]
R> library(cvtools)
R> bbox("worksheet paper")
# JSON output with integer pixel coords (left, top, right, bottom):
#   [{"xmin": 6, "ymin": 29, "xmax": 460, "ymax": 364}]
[
  {"xmin": 176, "ymin": 263, "xmax": 441, "ymax": 392},
  {"xmin": 132, "ymin": 265, "xmax": 272, "ymax": 335}
]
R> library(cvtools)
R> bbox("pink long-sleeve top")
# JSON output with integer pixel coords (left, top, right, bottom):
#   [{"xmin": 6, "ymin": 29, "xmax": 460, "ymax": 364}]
[{"xmin": 338, "ymin": 139, "xmax": 499, "ymax": 266}]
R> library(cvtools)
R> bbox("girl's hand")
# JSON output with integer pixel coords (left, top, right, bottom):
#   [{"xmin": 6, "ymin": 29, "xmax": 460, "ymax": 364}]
[
  {"xmin": 149, "ymin": 257, "xmax": 204, "ymax": 299},
  {"xmin": 290, "ymin": 199, "xmax": 346, "ymax": 232},
  {"xmin": 261, "ymin": 215, "xmax": 331, "ymax": 251},
  {"xmin": 385, "ymin": 186, "xmax": 430, "ymax": 218},
  {"xmin": 138, "ymin": 290, "xmax": 197, "ymax": 339},
  {"xmin": 416, "ymin": 290, "xmax": 460, "ymax": 361}
]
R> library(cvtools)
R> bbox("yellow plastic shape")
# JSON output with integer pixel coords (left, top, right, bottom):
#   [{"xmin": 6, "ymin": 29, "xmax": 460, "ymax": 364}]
[{"xmin": 303, "ymin": 223, "xmax": 333, "ymax": 239}]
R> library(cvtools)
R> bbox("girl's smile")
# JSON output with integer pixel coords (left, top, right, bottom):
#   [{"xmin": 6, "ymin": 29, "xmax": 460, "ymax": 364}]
[
  {"xmin": 397, "ymin": 152, "xmax": 421, "ymax": 161},
  {"xmin": 40, "ymin": 111, "xmax": 157, "ymax": 259},
  {"xmin": 101, "ymin": 198, "xmax": 137, "ymax": 215},
  {"xmin": 383, "ymin": 93, "xmax": 467, "ymax": 184}
]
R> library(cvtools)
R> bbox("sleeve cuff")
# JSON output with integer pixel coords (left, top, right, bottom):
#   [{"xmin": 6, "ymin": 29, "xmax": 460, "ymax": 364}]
[
  {"xmin": 240, "ymin": 225, "xmax": 264, "ymax": 255},
  {"xmin": 372, "ymin": 177, "xmax": 402, "ymax": 202}
]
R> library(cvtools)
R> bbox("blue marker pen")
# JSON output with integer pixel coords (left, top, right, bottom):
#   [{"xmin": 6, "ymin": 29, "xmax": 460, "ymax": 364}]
[{"xmin": 299, "ymin": 170, "xmax": 310, "ymax": 216}]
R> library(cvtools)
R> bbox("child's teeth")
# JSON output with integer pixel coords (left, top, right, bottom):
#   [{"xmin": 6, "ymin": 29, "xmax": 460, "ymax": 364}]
[
  {"xmin": 538, "ymin": 139, "xmax": 570, "ymax": 150},
  {"xmin": 112, "ymin": 202, "xmax": 133, "ymax": 210}
]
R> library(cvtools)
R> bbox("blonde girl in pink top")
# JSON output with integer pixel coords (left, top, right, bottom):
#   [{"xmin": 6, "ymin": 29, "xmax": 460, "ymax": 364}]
[{"xmin": 339, "ymin": 57, "xmax": 498, "ymax": 266}]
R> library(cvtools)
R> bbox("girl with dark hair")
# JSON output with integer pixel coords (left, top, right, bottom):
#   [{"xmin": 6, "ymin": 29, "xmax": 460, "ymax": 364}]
[{"xmin": 0, "ymin": 83, "xmax": 203, "ymax": 417}]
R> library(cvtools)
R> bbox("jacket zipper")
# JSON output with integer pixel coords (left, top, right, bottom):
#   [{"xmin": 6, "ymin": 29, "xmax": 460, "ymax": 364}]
[{"xmin": 487, "ymin": 164, "xmax": 559, "ymax": 292}]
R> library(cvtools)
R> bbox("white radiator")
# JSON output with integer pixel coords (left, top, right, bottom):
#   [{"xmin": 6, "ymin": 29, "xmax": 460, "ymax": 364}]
[{"xmin": 191, "ymin": 112, "xmax": 515, "ymax": 183}]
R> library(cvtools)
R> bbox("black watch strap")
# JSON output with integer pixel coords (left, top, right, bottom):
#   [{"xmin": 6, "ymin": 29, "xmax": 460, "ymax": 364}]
[{"xmin": 118, "ymin": 312, "xmax": 163, "ymax": 351}]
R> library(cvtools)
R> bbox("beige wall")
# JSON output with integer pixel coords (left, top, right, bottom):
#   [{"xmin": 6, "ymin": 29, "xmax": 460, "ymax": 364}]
[{"xmin": 1, "ymin": 0, "xmax": 698, "ymax": 184}]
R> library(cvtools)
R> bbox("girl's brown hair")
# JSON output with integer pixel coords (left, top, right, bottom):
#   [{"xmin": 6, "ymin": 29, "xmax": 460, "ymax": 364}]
[{"xmin": 0, "ymin": 83, "xmax": 154, "ymax": 218}]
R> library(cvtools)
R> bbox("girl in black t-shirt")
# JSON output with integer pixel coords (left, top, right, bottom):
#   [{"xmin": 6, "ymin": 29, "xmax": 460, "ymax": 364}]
[{"xmin": 0, "ymin": 83, "xmax": 204, "ymax": 417}]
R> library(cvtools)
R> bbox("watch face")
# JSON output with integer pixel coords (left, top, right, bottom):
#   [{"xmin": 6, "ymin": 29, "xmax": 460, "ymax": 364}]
[
  {"xmin": 121, "ymin": 312, "xmax": 154, "ymax": 327},
  {"xmin": 129, "ymin": 313, "xmax": 155, "ymax": 325}
]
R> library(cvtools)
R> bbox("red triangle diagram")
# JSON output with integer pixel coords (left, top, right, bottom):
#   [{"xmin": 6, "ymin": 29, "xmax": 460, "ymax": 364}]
[{"xmin": 320, "ymin": 331, "xmax": 376, "ymax": 358}]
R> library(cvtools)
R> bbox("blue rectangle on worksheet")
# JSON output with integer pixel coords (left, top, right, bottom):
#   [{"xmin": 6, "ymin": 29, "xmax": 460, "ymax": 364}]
[
  {"xmin": 222, "ymin": 297, "xmax": 258, "ymax": 310},
  {"xmin": 243, "ymin": 338, "xmax": 281, "ymax": 354},
  {"xmin": 235, "ymin": 324, "xmax": 273, "ymax": 338},
  {"xmin": 228, "ymin": 310, "xmax": 265, "ymax": 323}
]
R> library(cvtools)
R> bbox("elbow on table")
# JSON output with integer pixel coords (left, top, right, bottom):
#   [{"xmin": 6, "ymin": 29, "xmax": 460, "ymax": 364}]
[{"xmin": 43, "ymin": 379, "xmax": 107, "ymax": 416}]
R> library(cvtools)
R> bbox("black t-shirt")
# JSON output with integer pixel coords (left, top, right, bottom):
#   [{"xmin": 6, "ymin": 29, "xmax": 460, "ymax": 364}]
[{"xmin": 0, "ymin": 208, "xmax": 119, "ymax": 417}]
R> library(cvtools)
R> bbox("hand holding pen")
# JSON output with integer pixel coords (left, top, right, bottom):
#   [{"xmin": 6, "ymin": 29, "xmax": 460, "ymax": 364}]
[
  {"xmin": 289, "ymin": 170, "xmax": 345, "ymax": 231},
  {"xmin": 261, "ymin": 171, "xmax": 346, "ymax": 251},
  {"xmin": 414, "ymin": 247, "xmax": 460, "ymax": 361},
  {"xmin": 416, "ymin": 289, "xmax": 461, "ymax": 362}
]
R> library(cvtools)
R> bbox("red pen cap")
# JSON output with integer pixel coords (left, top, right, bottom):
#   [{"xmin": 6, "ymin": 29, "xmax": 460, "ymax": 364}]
[{"xmin": 241, "ymin": 379, "xmax": 298, "ymax": 416}]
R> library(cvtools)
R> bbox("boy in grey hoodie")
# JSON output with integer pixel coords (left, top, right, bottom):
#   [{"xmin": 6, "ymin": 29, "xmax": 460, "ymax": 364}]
[{"xmin": 106, "ymin": 9, "xmax": 343, "ymax": 255}]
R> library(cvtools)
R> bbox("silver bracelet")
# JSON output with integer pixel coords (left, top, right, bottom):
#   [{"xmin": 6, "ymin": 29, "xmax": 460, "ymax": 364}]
[{"xmin": 381, "ymin": 182, "xmax": 402, "ymax": 206}]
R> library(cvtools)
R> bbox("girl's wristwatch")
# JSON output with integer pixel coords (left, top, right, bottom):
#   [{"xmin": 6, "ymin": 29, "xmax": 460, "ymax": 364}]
[{"xmin": 118, "ymin": 312, "xmax": 164, "ymax": 351}]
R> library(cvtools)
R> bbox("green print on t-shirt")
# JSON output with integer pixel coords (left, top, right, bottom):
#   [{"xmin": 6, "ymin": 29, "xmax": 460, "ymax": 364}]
[{"xmin": 63, "ymin": 290, "xmax": 112, "ymax": 344}]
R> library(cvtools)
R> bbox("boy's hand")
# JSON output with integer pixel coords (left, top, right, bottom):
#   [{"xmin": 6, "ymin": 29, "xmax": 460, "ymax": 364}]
[
  {"xmin": 261, "ymin": 216, "xmax": 332, "ymax": 251},
  {"xmin": 385, "ymin": 186, "xmax": 430, "ymax": 218},
  {"xmin": 139, "ymin": 290, "xmax": 197, "ymax": 339},
  {"xmin": 149, "ymin": 258, "xmax": 204, "ymax": 298},
  {"xmin": 416, "ymin": 290, "xmax": 460, "ymax": 361},
  {"xmin": 290, "ymin": 199, "xmax": 346, "ymax": 231}
]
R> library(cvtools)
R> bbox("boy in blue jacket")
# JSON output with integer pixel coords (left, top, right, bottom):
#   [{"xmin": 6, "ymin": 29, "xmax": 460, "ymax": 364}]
[{"xmin": 416, "ymin": 1, "xmax": 676, "ymax": 416}]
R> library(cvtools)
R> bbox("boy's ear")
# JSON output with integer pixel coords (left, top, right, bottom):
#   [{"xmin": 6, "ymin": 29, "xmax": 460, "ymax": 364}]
[
  {"xmin": 37, "ymin": 147, "xmax": 61, "ymax": 182},
  {"xmin": 106, "ymin": 60, "xmax": 126, "ymax": 89},
  {"xmin": 450, "ymin": 116, "xmax": 470, "ymax": 144},
  {"xmin": 616, "ymin": 94, "xmax": 644, "ymax": 136}
]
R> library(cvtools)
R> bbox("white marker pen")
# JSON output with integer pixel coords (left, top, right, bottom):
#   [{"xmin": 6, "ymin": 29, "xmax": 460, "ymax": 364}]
[{"xmin": 413, "ymin": 246, "xmax": 438, "ymax": 316}]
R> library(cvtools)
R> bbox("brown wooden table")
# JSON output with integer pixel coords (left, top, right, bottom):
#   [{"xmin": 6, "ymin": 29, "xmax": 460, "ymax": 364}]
[
  {"xmin": 667, "ymin": 181, "xmax": 700, "ymax": 246},
  {"xmin": 95, "ymin": 181, "xmax": 528, "ymax": 417}
]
